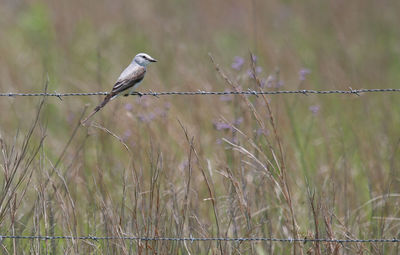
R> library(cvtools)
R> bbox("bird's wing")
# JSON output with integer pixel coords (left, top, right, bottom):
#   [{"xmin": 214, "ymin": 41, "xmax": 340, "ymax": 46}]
[{"xmin": 111, "ymin": 65, "xmax": 146, "ymax": 95}]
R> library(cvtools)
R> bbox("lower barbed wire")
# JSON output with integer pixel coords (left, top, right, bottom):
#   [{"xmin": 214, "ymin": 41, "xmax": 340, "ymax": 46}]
[{"xmin": 0, "ymin": 235, "xmax": 399, "ymax": 243}]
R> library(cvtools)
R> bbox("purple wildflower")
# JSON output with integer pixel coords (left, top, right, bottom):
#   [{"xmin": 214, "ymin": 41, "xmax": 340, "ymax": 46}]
[
  {"xmin": 138, "ymin": 112, "xmax": 156, "ymax": 123},
  {"xmin": 276, "ymin": 80, "xmax": 284, "ymax": 88},
  {"xmin": 247, "ymin": 66, "xmax": 263, "ymax": 79},
  {"xmin": 155, "ymin": 107, "xmax": 169, "ymax": 118},
  {"xmin": 123, "ymin": 130, "xmax": 132, "ymax": 139},
  {"xmin": 179, "ymin": 160, "xmax": 189, "ymax": 170},
  {"xmin": 233, "ymin": 117, "xmax": 243, "ymax": 126},
  {"xmin": 220, "ymin": 94, "xmax": 233, "ymax": 101},
  {"xmin": 213, "ymin": 121, "xmax": 231, "ymax": 131},
  {"xmin": 213, "ymin": 117, "xmax": 243, "ymax": 131},
  {"xmin": 255, "ymin": 128, "xmax": 270, "ymax": 136},
  {"xmin": 220, "ymin": 90, "xmax": 233, "ymax": 101},
  {"xmin": 232, "ymin": 56, "xmax": 244, "ymax": 70},
  {"xmin": 125, "ymin": 103, "xmax": 133, "ymax": 111},
  {"xmin": 136, "ymin": 97, "xmax": 151, "ymax": 107},
  {"xmin": 265, "ymin": 75, "xmax": 275, "ymax": 88},
  {"xmin": 259, "ymin": 79, "xmax": 266, "ymax": 88},
  {"xmin": 251, "ymin": 54, "xmax": 257, "ymax": 63},
  {"xmin": 230, "ymin": 136, "xmax": 239, "ymax": 144},
  {"xmin": 299, "ymin": 68, "xmax": 311, "ymax": 81},
  {"xmin": 309, "ymin": 105, "xmax": 320, "ymax": 115},
  {"xmin": 247, "ymin": 70, "xmax": 254, "ymax": 78},
  {"xmin": 164, "ymin": 102, "xmax": 171, "ymax": 110}
]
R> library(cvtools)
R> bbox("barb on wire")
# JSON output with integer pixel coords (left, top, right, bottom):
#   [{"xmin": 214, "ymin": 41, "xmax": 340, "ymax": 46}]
[
  {"xmin": 0, "ymin": 235, "xmax": 399, "ymax": 243},
  {"xmin": 1, "ymin": 88, "xmax": 400, "ymax": 98}
]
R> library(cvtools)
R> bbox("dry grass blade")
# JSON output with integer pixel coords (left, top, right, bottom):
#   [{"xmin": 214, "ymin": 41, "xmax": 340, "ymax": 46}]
[
  {"xmin": 0, "ymin": 83, "xmax": 47, "ymax": 225},
  {"xmin": 89, "ymin": 122, "xmax": 131, "ymax": 153},
  {"xmin": 178, "ymin": 120, "xmax": 223, "ymax": 254}
]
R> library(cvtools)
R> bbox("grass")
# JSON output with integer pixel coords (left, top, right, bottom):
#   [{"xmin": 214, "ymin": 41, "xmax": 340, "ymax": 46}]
[{"xmin": 1, "ymin": 0, "xmax": 400, "ymax": 254}]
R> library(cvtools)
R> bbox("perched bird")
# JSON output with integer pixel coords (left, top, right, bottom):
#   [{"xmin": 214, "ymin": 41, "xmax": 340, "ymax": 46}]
[{"xmin": 82, "ymin": 53, "xmax": 157, "ymax": 124}]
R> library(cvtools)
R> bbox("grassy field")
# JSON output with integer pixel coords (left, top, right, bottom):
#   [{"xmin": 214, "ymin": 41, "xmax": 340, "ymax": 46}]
[{"xmin": 1, "ymin": 0, "xmax": 400, "ymax": 254}]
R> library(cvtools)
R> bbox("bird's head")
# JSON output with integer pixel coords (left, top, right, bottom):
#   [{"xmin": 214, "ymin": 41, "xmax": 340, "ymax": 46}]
[{"xmin": 133, "ymin": 53, "xmax": 157, "ymax": 66}]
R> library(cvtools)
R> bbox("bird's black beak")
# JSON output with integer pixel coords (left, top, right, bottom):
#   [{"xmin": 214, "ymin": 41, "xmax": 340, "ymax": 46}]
[{"xmin": 150, "ymin": 58, "xmax": 157, "ymax": 62}]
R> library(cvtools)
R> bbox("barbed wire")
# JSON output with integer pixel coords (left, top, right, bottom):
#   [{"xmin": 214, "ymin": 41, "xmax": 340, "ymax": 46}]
[
  {"xmin": 0, "ymin": 235, "xmax": 399, "ymax": 244},
  {"xmin": 1, "ymin": 88, "xmax": 400, "ymax": 98}
]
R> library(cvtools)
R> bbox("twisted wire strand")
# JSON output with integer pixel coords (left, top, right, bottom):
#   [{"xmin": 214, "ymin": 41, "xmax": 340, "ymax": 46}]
[
  {"xmin": 0, "ymin": 88, "xmax": 400, "ymax": 98},
  {"xmin": 0, "ymin": 235, "xmax": 399, "ymax": 243}
]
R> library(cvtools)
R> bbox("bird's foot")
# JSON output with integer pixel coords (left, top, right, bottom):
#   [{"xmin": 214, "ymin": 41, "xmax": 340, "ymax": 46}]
[{"xmin": 124, "ymin": 91, "xmax": 143, "ymax": 97}]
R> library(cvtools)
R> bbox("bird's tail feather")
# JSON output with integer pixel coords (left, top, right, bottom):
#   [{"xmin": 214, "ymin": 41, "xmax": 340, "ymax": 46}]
[{"xmin": 81, "ymin": 94, "xmax": 112, "ymax": 125}]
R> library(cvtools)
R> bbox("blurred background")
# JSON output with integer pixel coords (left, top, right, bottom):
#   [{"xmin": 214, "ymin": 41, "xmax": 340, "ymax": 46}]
[{"xmin": 1, "ymin": 0, "xmax": 400, "ymax": 253}]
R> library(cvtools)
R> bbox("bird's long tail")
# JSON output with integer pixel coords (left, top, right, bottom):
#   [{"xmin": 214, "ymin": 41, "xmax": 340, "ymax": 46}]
[{"xmin": 81, "ymin": 94, "xmax": 113, "ymax": 125}]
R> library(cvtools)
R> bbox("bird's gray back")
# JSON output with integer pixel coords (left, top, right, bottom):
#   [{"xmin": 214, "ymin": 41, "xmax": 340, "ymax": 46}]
[
  {"xmin": 111, "ymin": 64, "xmax": 146, "ymax": 95},
  {"xmin": 117, "ymin": 63, "xmax": 146, "ymax": 81}
]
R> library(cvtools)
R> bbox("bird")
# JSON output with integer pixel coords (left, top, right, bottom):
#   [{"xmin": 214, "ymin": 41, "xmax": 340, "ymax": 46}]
[{"xmin": 81, "ymin": 53, "xmax": 157, "ymax": 125}]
